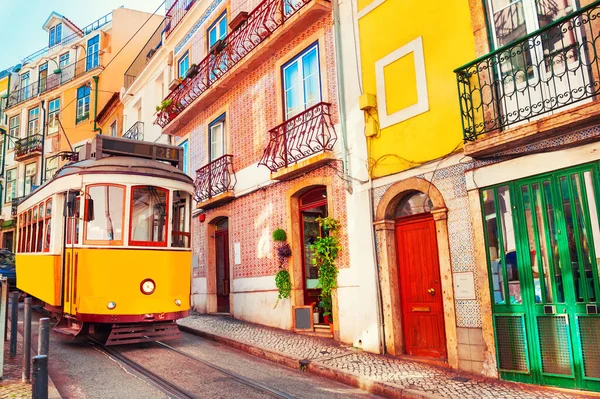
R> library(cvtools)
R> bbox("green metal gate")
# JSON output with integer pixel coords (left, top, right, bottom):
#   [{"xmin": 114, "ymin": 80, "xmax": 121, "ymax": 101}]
[{"xmin": 481, "ymin": 162, "xmax": 600, "ymax": 391}]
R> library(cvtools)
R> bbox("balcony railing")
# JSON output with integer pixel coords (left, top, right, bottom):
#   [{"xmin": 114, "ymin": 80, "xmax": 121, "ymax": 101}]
[
  {"xmin": 259, "ymin": 102, "xmax": 336, "ymax": 172},
  {"xmin": 194, "ymin": 155, "xmax": 236, "ymax": 203},
  {"xmin": 22, "ymin": 11, "xmax": 113, "ymax": 65},
  {"xmin": 165, "ymin": 0, "xmax": 196, "ymax": 38},
  {"xmin": 7, "ymin": 52, "xmax": 101, "ymax": 109},
  {"xmin": 125, "ymin": 19, "xmax": 166, "ymax": 89},
  {"xmin": 455, "ymin": 2, "xmax": 600, "ymax": 141},
  {"xmin": 156, "ymin": 0, "xmax": 316, "ymax": 128},
  {"xmin": 123, "ymin": 122, "xmax": 144, "ymax": 141},
  {"xmin": 15, "ymin": 134, "xmax": 43, "ymax": 159}
]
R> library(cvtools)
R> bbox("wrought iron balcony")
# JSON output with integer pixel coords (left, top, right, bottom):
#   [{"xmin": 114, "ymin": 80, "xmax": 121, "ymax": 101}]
[
  {"xmin": 7, "ymin": 52, "xmax": 101, "ymax": 109},
  {"xmin": 455, "ymin": 2, "xmax": 600, "ymax": 141},
  {"xmin": 156, "ymin": 0, "xmax": 323, "ymax": 128},
  {"xmin": 165, "ymin": 0, "xmax": 196, "ymax": 38},
  {"xmin": 194, "ymin": 155, "xmax": 236, "ymax": 208},
  {"xmin": 259, "ymin": 102, "xmax": 336, "ymax": 173},
  {"xmin": 15, "ymin": 134, "xmax": 43, "ymax": 160},
  {"xmin": 123, "ymin": 122, "xmax": 144, "ymax": 141}
]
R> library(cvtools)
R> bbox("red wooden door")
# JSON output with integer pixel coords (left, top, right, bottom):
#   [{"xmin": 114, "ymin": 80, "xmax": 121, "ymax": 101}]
[
  {"xmin": 396, "ymin": 214, "xmax": 447, "ymax": 359},
  {"xmin": 215, "ymin": 229, "xmax": 230, "ymax": 313}
]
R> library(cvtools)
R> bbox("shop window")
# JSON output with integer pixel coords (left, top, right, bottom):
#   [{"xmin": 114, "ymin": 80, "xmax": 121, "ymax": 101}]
[
  {"xmin": 282, "ymin": 43, "xmax": 321, "ymax": 119},
  {"xmin": 171, "ymin": 190, "xmax": 191, "ymax": 248},
  {"xmin": 130, "ymin": 186, "xmax": 169, "ymax": 246},
  {"xmin": 482, "ymin": 186, "xmax": 521, "ymax": 305},
  {"xmin": 84, "ymin": 185, "xmax": 125, "ymax": 244}
]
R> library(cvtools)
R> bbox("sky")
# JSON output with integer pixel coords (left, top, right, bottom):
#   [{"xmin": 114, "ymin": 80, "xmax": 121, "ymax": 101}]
[{"xmin": 0, "ymin": 0, "xmax": 165, "ymax": 70}]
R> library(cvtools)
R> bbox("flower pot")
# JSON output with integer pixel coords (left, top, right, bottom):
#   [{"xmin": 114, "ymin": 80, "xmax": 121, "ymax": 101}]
[
  {"xmin": 324, "ymin": 314, "xmax": 331, "ymax": 324},
  {"xmin": 329, "ymin": 322, "xmax": 334, "ymax": 334}
]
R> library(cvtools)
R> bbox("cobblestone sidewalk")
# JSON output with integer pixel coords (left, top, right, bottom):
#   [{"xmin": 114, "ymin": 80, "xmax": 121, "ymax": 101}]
[
  {"xmin": 178, "ymin": 313, "xmax": 597, "ymax": 399},
  {"xmin": 1, "ymin": 334, "xmax": 31, "ymax": 399}
]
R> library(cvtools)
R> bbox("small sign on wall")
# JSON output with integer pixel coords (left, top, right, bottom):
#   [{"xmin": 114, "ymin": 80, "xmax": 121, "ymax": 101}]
[
  {"xmin": 234, "ymin": 243, "xmax": 241, "ymax": 265},
  {"xmin": 453, "ymin": 271, "xmax": 476, "ymax": 300}
]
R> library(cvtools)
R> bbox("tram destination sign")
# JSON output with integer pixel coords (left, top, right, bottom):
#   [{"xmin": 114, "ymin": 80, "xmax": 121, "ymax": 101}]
[{"xmin": 91, "ymin": 135, "xmax": 184, "ymax": 170}]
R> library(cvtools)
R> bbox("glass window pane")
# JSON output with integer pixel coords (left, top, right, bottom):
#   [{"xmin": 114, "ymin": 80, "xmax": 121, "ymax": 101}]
[
  {"xmin": 584, "ymin": 171, "xmax": 600, "ymax": 301},
  {"xmin": 545, "ymin": 180, "xmax": 565, "ymax": 302},
  {"xmin": 532, "ymin": 183, "xmax": 554, "ymax": 303},
  {"xmin": 302, "ymin": 47, "xmax": 320, "ymax": 108},
  {"xmin": 522, "ymin": 184, "xmax": 546, "ymax": 303},
  {"xmin": 284, "ymin": 62, "xmax": 300, "ymax": 118},
  {"xmin": 209, "ymin": 28, "xmax": 217, "ymax": 47},
  {"xmin": 172, "ymin": 191, "xmax": 190, "ymax": 248},
  {"xmin": 86, "ymin": 186, "xmax": 124, "ymax": 242},
  {"xmin": 483, "ymin": 189, "xmax": 505, "ymax": 304},
  {"xmin": 210, "ymin": 122, "xmax": 224, "ymax": 160},
  {"xmin": 218, "ymin": 16, "xmax": 227, "ymax": 39},
  {"xmin": 130, "ymin": 187, "xmax": 168, "ymax": 244}
]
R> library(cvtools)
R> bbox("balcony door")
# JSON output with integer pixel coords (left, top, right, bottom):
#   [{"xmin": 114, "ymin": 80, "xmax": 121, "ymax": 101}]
[{"xmin": 487, "ymin": 0, "xmax": 589, "ymax": 127}]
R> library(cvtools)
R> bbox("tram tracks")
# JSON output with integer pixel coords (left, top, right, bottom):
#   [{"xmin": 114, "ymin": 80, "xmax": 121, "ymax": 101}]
[{"xmin": 89, "ymin": 335, "xmax": 296, "ymax": 399}]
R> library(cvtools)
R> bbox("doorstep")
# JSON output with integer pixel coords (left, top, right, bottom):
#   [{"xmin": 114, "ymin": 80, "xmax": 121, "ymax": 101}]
[{"xmin": 178, "ymin": 313, "xmax": 594, "ymax": 399}]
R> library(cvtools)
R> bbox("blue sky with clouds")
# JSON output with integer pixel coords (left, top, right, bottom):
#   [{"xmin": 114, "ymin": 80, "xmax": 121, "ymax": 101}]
[{"xmin": 0, "ymin": 0, "xmax": 165, "ymax": 70}]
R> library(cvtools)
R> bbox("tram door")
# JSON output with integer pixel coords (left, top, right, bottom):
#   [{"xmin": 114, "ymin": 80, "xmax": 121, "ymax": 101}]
[{"xmin": 63, "ymin": 195, "xmax": 80, "ymax": 316}]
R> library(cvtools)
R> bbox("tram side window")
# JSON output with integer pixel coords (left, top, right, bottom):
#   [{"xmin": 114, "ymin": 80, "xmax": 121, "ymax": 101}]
[
  {"xmin": 67, "ymin": 197, "xmax": 81, "ymax": 245},
  {"xmin": 36, "ymin": 203, "xmax": 44, "ymax": 252},
  {"xmin": 18, "ymin": 214, "xmax": 24, "ymax": 253},
  {"xmin": 85, "ymin": 185, "xmax": 124, "ymax": 244},
  {"xmin": 171, "ymin": 190, "xmax": 190, "ymax": 248},
  {"xmin": 130, "ymin": 186, "xmax": 168, "ymax": 246},
  {"xmin": 44, "ymin": 199, "xmax": 52, "ymax": 252}
]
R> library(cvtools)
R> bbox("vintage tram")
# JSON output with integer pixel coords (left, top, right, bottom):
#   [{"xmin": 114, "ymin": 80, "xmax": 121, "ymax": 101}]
[{"xmin": 15, "ymin": 135, "xmax": 193, "ymax": 344}]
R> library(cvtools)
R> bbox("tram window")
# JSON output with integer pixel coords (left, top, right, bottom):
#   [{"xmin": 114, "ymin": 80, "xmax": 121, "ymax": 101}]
[
  {"xmin": 171, "ymin": 191, "xmax": 190, "ymax": 248},
  {"xmin": 44, "ymin": 199, "xmax": 52, "ymax": 252},
  {"xmin": 85, "ymin": 185, "xmax": 124, "ymax": 244},
  {"xmin": 130, "ymin": 186, "xmax": 169, "ymax": 246},
  {"xmin": 67, "ymin": 197, "xmax": 81, "ymax": 245},
  {"xmin": 37, "ymin": 203, "xmax": 44, "ymax": 252}
]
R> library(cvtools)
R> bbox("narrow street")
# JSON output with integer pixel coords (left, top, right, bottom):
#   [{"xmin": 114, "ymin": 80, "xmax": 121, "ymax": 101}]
[{"xmin": 25, "ymin": 310, "xmax": 379, "ymax": 399}]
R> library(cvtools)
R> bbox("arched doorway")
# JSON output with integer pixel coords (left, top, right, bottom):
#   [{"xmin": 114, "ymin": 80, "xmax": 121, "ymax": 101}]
[
  {"xmin": 394, "ymin": 191, "xmax": 447, "ymax": 359},
  {"xmin": 299, "ymin": 187, "xmax": 327, "ymax": 311},
  {"xmin": 214, "ymin": 217, "xmax": 230, "ymax": 313}
]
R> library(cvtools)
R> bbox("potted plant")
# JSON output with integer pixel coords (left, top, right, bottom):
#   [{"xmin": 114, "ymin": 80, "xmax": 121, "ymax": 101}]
[
  {"xmin": 185, "ymin": 63, "xmax": 199, "ymax": 80},
  {"xmin": 156, "ymin": 99, "xmax": 173, "ymax": 113},
  {"xmin": 319, "ymin": 296, "xmax": 333, "ymax": 333}
]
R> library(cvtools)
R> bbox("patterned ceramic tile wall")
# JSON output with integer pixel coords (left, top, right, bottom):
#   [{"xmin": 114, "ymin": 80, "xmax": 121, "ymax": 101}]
[{"xmin": 175, "ymin": 0, "xmax": 226, "ymax": 56}]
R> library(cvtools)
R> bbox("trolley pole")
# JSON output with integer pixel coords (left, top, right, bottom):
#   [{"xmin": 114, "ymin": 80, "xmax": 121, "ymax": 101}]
[
  {"xmin": 10, "ymin": 290, "xmax": 18, "ymax": 358},
  {"xmin": 32, "ymin": 355, "xmax": 48, "ymax": 399},
  {"xmin": 22, "ymin": 296, "xmax": 32, "ymax": 382},
  {"xmin": 38, "ymin": 318, "xmax": 50, "ymax": 356}
]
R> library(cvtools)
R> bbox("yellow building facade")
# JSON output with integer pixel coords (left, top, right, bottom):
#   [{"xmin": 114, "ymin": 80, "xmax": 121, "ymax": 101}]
[{"xmin": 357, "ymin": 0, "xmax": 476, "ymax": 178}]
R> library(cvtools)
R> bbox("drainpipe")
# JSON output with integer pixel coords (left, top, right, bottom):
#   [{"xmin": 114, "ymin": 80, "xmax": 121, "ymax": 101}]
[
  {"xmin": 332, "ymin": 0, "xmax": 351, "ymax": 194},
  {"xmin": 3, "ymin": 72, "xmax": 11, "ymax": 178},
  {"xmin": 0, "ymin": 128, "xmax": 6, "ymax": 178},
  {"xmin": 40, "ymin": 100, "xmax": 46, "ymax": 186},
  {"xmin": 93, "ymin": 75, "xmax": 102, "ymax": 135}
]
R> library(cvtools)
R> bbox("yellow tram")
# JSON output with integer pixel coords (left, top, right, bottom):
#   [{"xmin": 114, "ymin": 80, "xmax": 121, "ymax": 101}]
[{"xmin": 15, "ymin": 135, "xmax": 193, "ymax": 344}]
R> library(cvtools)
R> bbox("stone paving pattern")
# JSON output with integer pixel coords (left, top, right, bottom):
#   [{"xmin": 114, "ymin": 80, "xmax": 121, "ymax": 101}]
[
  {"xmin": 1, "ymin": 329, "xmax": 32, "ymax": 399},
  {"xmin": 179, "ymin": 313, "xmax": 595, "ymax": 399}
]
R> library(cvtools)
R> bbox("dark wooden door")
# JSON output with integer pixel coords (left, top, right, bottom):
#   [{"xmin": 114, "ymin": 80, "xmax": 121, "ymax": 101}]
[
  {"xmin": 215, "ymin": 229, "xmax": 230, "ymax": 313},
  {"xmin": 396, "ymin": 214, "xmax": 447, "ymax": 359}
]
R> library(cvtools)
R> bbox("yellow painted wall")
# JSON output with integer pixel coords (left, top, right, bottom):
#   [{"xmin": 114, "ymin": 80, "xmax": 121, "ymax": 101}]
[
  {"xmin": 359, "ymin": 0, "xmax": 476, "ymax": 178},
  {"xmin": 0, "ymin": 75, "xmax": 8, "ymax": 95}
]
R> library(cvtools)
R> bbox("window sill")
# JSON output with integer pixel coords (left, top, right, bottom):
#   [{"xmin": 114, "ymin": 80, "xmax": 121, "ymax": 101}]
[{"xmin": 76, "ymin": 115, "xmax": 90, "ymax": 125}]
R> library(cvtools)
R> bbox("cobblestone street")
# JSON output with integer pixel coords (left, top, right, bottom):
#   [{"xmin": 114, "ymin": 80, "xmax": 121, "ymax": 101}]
[{"xmin": 178, "ymin": 313, "xmax": 598, "ymax": 399}]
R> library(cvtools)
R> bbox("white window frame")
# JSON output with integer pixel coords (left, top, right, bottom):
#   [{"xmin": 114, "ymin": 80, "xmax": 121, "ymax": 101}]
[
  {"xmin": 5, "ymin": 168, "xmax": 17, "ymax": 203},
  {"xmin": 209, "ymin": 116, "xmax": 225, "ymax": 162},
  {"xmin": 24, "ymin": 162, "xmax": 37, "ymax": 197},
  {"xmin": 48, "ymin": 98, "xmax": 60, "ymax": 135},
  {"xmin": 28, "ymin": 107, "xmax": 40, "ymax": 136},
  {"xmin": 8, "ymin": 116, "xmax": 19, "ymax": 149},
  {"xmin": 208, "ymin": 13, "xmax": 227, "ymax": 49},
  {"xmin": 178, "ymin": 52, "xmax": 189, "ymax": 78},
  {"xmin": 282, "ymin": 43, "xmax": 322, "ymax": 120}
]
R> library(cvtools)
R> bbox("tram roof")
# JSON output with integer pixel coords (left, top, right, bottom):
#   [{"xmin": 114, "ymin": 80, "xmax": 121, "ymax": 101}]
[{"xmin": 54, "ymin": 156, "xmax": 193, "ymax": 184}]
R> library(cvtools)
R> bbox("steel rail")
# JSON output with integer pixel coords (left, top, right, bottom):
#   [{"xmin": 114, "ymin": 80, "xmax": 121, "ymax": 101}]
[
  {"xmin": 88, "ymin": 337, "xmax": 199, "ymax": 399},
  {"xmin": 154, "ymin": 340, "xmax": 296, "ymax": 399}
]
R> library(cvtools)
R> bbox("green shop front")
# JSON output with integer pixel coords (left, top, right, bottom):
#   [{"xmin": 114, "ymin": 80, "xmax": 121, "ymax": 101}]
[{"xmin": 481, "ymin": 161, "xmax": 600, "ymax": 391}]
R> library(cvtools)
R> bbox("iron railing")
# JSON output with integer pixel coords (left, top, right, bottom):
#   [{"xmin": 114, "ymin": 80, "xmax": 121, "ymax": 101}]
[
  {"xmin": 22, "ymin": 11, "xmax": 113, "ymax": 65},
  {"xmin": 156, "ymin": 0, "xmax": 316, "ymax": 127},
  {"xmin": 125, "ymin": 19, "xmax": 166, "ymax": 89},
  {"xmin": 194, "ymin": 154, "xmax": 236, "ymax": 203},
  {"xmin": 455, "ymin": 2, "xmax": 600, "ymax": 141},
  {"xmin": 11, "ymin": 197, "xmax": 24, "ymax": 218},
  {"xmin": 165, "ymin": 0, "xmax": 196, "ymax": 38},
  {"xmin": 15, "ymin": 134, "xmax": 43, "ymax": 159},
  {"xmin": 7, "ymin": 52, "xmax": 101, "ymax": 109},
  {"xmin": 259, "ymin": 102, "xmax": 336, "ymax": 172},
  {"xmin": 123, "ymin": 122, "xmax": 144, "ymax": 140}
]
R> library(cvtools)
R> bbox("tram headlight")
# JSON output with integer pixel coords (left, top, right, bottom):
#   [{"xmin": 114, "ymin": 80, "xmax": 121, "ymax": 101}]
[
  {"xmin": 107, "ymin": 301, "xmax": 116, "ymax": 310},
  {"xmin": 140, "ymin": 278, "xmax": 156, "ymax": 295},
  {"xmin": 175, "ymin": 299, "xmax": 182, "ymax": 306}
]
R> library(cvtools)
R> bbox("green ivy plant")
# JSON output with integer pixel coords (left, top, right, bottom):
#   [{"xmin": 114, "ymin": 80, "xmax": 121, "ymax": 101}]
[
  {"xmin": 274, "ymin": 269, "xmax": 291, "ymax": 309},
  {"xmin": 311, "ymin": 217, "xmax": 341, "ymax": 320},
  {"xmin": 156, "ymin": 98, "xmax": 173, "ymax": 112}
]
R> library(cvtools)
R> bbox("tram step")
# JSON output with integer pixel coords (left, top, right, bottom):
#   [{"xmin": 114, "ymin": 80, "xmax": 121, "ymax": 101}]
[
  {"xmin": 53, "ymin": 316, "xmax": 84, "ymax": 338},
  {"xmin": 105, "ymin": 321, "xmax": 181, "ymax": 346}
]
